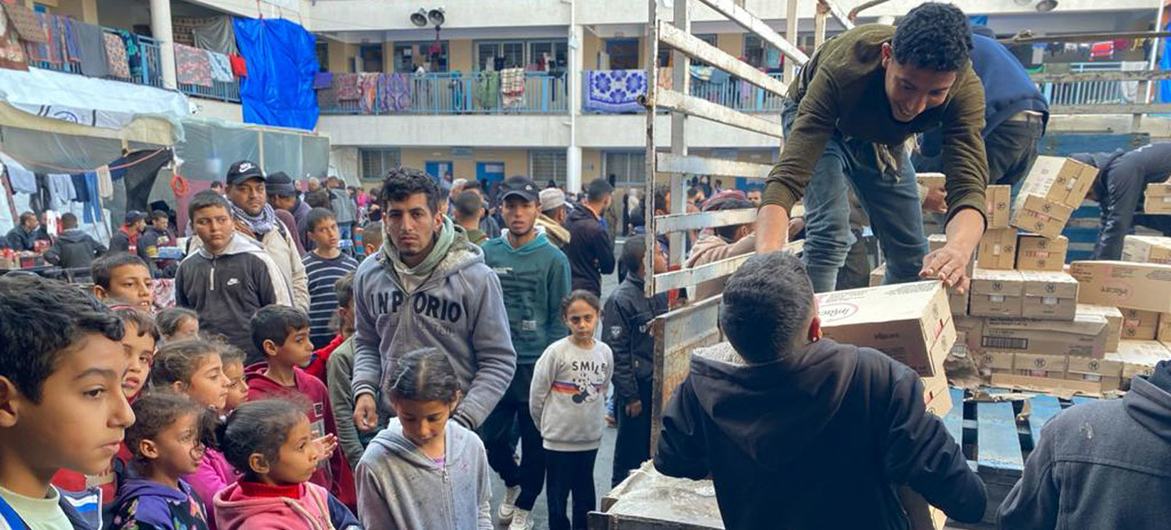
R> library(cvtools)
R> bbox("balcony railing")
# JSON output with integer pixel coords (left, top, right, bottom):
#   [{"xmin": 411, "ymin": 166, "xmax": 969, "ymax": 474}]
[
  {"xmin": 581, "ymin": 69, "xmax": 785, "ymax": 114},
  {"xmin": 1036, "ymin": 62, "xmax": 1134, "ymax": 106},
  {"xmin": 318, "ymin": 72, "xmax": 568, "ymax": 115}
]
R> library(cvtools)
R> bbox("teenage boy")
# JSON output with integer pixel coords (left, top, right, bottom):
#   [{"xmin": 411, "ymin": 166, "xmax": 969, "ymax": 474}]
[
  {"xmin": 175, "ymin": 191, "xmax": 293, "ymax": 363},
  {"xmin": 326, "ymin": 272, "xmax": 384, "ymax": 471},
  {"xmin": 654, "ymin": 252, "xmax": 986, "ymax": 529},
  {"xmin": 45, "ymin": 212, "xmax": 107, "ymax": 272},
  {"xmin": 565, "ymin": 178, "xmax": 615, "ymax": 296},
  {"xmin": 481, "ymin": 176, "xmax": 572, "ymax": 529},
  {"xmin": 302, "ymin": 208, "xmax": 360, "ymax": 348},
  {"xmin": 605, "ymin": 237, "xmax": 668, "ymax": 488},
  {"xmin": 0, "ymin": 275, "xmax": 135, "ymax": 530},
  {"xmin": 351, "ymin": 167, "xmax": 516, "ymax": 432},
  {"xmin": 91, "ymin": 253, "xmax": 154, "ymax": 312},
  {"xmin": 109, "ymin": 211, "xmax": 150, "ymax": 265},
  {"xmin": 245, "ymin": 305, "xmax": 356, "ymax": 510}
]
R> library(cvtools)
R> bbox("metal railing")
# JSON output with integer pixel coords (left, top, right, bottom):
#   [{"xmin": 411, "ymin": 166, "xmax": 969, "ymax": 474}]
[
  {"xmin": 1037, "ymin": 62, "xmax": 1132, "ymax": 106},
  {"xmin": 581, "ymin": 69, "xmax": 785, "ymax": 114},
  {"xmin": 319, "ymin": 72, "xmax": 568, "ymax": 115}
]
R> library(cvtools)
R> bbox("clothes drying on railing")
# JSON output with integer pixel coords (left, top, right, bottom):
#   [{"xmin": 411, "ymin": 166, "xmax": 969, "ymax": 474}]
[
  {"xmin": 313, "ymin": 71, "xmax": 333, "ymax": 90},
  {"xmin": 358, "ymin": 72, "xmax": 379, "ymax": 114},
  {"xmin": 335, "ymin": 73, "xmax": 360, "ymax": 101},
  {"xmin": 71, "ymin": 21, "xmax": 108, "ymax": 78},
  {"xmin": 0, "ymin": 9, "xmax": 28, "ymax": 72},
  {"xmin": 191, "ymin": 16, "xmax": 237, "ymax": 56},
  {"xmin": 174, "ymin": 43, "xmax": 212, "ymax": 87},
  {"xmin": 584, "ymin": 70, "xmax": 647, "ymax": 114},
  {"xmin": 208, "ymin": 51, "xmax": 233, "ymax": 83},
  {"xmin": 2, "ymin": 3, "xmax": 45, "ymax": 44},
  {"xmin": 118, "ymin": 30, "xmax": 143, "ymax": 81},
  {"xmin": 103, "ymin": 33, "xmax": 130, "ymax": 79},
  {"xmin": 476, "ymin": 70, "xmax": 500, "ymax": 110},
  {"xmin": 500, "ymin": 67, "xmax": 525, "ymax": 108},
  {"xmin": 385, "ymin": 73, "xmax": 411, "ymax": 112}
]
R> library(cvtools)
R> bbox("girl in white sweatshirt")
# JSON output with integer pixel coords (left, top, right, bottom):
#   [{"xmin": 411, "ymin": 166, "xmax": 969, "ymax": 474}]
[{"xmin": 530, "ymin": 290, "xmax": 613, "ymax": 530}]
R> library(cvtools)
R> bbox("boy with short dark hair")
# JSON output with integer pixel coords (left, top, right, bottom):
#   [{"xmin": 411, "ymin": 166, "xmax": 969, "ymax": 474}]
[
  {"xmin": 326, "ymin": 272, "xmax": 384, "ymax": 471},
  {"xmin": 91, "ymin": 253, "xmax": 154, "ymax": 312},
  {"xmin": 175, "ymin": 191, "xmax": 293, "ymax": 364},
  {"xmin": 0, "ymin": 275, "xmax": 134, "ymax": 530},
  {"xmin": 359, "ymin": 221, "xmax": 382, "ymax": 257},
  {"xmin": 245, "ymin": 305, "xmax": 356, "ymax": 511},
  {"xmin": 44, "ymin": 212, "xmax": 107, "ymax": 272},
  {"xmin": 654, "ymin": 252, "xmax": 986, "ymax": 529},
  {"xmin": 302, "ymin": 208, "xmax": 360, "ymax": 349}
]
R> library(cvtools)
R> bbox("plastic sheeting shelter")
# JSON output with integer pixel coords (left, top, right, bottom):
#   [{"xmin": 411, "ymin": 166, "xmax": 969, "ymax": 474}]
[{"xmin": 176, "ymin": 117, "xmax": 329, "ymax": 182}]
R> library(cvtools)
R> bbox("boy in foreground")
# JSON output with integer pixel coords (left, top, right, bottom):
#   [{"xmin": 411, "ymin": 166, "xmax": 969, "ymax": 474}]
[
  {"xmin": 654, "ymin": 252, "xmax": 986, "ymax": 529},
  {"xmin": 0, "ymin": 276, "xmax": 135, "ymax": 529}
]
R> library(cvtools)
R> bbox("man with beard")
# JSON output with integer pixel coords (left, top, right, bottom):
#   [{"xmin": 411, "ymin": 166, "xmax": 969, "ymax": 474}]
[
  {"xmin": 351, "ymin": 167, "xmax": 516, "ymax": 433},
  {"xmin": 480, "ymin": 176, "xmax": 571, "ymax": 529},
  {"xmin": 190, "ymin": 160, "xmax": 309, "ymax": 311}
]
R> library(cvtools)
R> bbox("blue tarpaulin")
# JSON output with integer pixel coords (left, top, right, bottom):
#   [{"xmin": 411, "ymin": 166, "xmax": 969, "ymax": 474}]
[
  {"xmin": 1161, "ymin": 23, "xmax": 1171, "ymax": 103},
  {"xmin": 233, "ymin": 18, "xmax": 319, "ymax": 130}
]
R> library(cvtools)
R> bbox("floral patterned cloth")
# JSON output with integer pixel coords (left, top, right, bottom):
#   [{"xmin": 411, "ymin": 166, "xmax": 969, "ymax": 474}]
[
  {"xmin": 104, "ymin": 33, "xmax": 130, "ymax": 79},
  {"xmin": 583, "ymin": 69, "xmax": 647, "ymax": 113},
  {"xmin": 174, "ymin": 43, "xmax": 212, "ymax": 87}
]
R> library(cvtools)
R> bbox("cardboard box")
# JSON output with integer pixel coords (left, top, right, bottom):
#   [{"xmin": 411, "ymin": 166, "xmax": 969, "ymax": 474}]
[
  {"xmin": 954, "ymin": 317, "xmax": 985, "ymax": 353},
  {"xmin": 1067, "ymin": 354, "xmax": 1124, "ymax": 386},
  {"xmin": 1077, "ymin": 304, "xmax": 1123, "ymax": 353},
  {"xmin": 1159, "ymin": 313, "xmax": 1171, "ymax": 342},
  {"xmin": 1017, "ymin": 234, "xmax": 1069, "ymax": 271},
  {"xmin": 969, "ymin": 269, "xmax": 1025, "ymax": 318},
  {"xmin": 1011, "ymin": 194, "xmax": 1076, "ymax": 240},
  {"xmin": 990, "ymin": 373, "xmax": 1104, "ymax": 396},
  {"xmin": 868, "ymin": 263, "xmax": 967, "ymax": 315},
  {"xmin": 916, "ymin": 173, "xmax": 946, "ymax": 191},
  {"xmin": 1120, "ymin": 309, "xmax": 1159, "ymax": 340},
  {"xmin": 816, "ymin": 281, "xmax": 956, "ymax": 376},
  {"xmin": 1109, "ymin": 340, "xmax": 1171, "ymax": 381},
  {"xmin": 1020, "ymin": 271, "xmax": 1079, "ymax": 321},
  {"xmin": 986, "ymin": 184, "xmax": 1012, "ymax": 229},
  {"xmin": 980, "ymin": 312, "xmax": 1110, "ymax": 358},
  {"xmin": 976, "ymin": 351, "xmax": 1016, "ymax": 372},
  {"xmin": 1015, "ymin": 156, "xmax": 1098, "ymax": 209},
  {"xmin": 1144, "ymin": 183, "xmax": 1171, "ymax": 214},
  {"xmin": 921, "ymin": 374, "xmax": 953, "ymax": 416},
  {"xmin": 1121, "ymin": 235, "xmax": 1171, "ymax": 265},
  {"xmin": 977, "ymin": 228, "xmax": 1017, "ymax": 270},
  {"xmin": 1069, "ymin": 261, "xmax": 1171, "ymax": 313},
  {"xmin": 1014, "ymin": 352, "xmax": 1068, "ymax": 379},
  {"xmin": 870, "ymin": 263, "xmax": 886, "ymax": 287}
]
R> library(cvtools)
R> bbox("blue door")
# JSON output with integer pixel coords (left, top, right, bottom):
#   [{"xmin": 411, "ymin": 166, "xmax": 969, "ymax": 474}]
[
  {"xmin": 424, "ymin": 161, "xmax": 453, "ymax": 183},
  {"xmin": 476, "ymin": 162, "xmax": 506, "ymax": 194}
]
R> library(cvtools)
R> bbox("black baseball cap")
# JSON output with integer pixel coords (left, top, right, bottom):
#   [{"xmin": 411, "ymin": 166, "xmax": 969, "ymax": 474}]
[
  {"xmin": 266, "ymin": 171, "xmax": 296, "ymax": 196},
  {"xmin": 498, "ymin": 175, "xmax": 539, "ymax": 203},
  {"xmin": 124, "ymin": 210, "xmax": 147, "ymax": 224},
  {"xmin": 225, "ymin": 160, "xmax": 265, "ymax": 186}
]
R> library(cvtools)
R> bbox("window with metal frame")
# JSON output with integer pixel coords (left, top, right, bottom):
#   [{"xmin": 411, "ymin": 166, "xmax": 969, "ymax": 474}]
[
  {"xmin": 604, "ymin": 151, "xmax": 646, "ymax": 189},
  {"xmin": 360, "ymin": 148, "xmax": 402, "ymax": 181},
  {"xmin": 530, "ymin": 150, "xmax": 567, "ymax": 186}
]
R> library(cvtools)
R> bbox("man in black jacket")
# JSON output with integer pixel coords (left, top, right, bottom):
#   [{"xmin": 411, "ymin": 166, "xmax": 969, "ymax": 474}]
[
  {"xmin": 5, "ymin": 211, "xmax": 48, "ymax": 251},
  {"xmin": 655, "ymin": 251, "xmax": 986, "ymax": 530},
  {"xmin": 1071, "ymin": 142, "xmax": 1171, "ymax": 260},
  {"xmin": 564, "ymin": 178, "xmax": 616, "ymax": 296},
  {"xmin": 998, "ymin": 360, "xmax": 1171, "ymax": 529},
  {"xmin": 605, "ymin": 236, "xmax": 667, "ymax": 488},
  {"xmin": 44, "ymin": 213, "xmax": 105, "ymax": 272}
]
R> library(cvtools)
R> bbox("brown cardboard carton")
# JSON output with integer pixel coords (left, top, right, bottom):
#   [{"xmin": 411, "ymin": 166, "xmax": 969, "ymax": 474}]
[
  {"xmin": 1120, "ymin": 309, "xmax": 1159, "ymax": 340},
  {"xmin": 990, "ymin": 373, "xmax": 1104, "ymax": 395},
  {"xmin": 1011, "ymin": 195, "xmax": 1075, "ymax": 240},
  {"xmin": 1015, "ymin": 156, "xmax": 1098, "ymax": 208},
  {"xmin": 921, "ymin": 373, "xmax": 952, "ymax": 416},
  {"xmin": 1020, "ymin": 271, "xmax": 1079, "ymax": 321},
  {"xmin": 899, "ymin": 487, "xmax": 948, "ymax": 530},
  {"xmin": 1121, "ymin": 235, "xmax": 1171, "ymax": 265},
  {"xmin": 816, "ymin": 281, "xmax": 955, "ymax": 376},
  {"xmin": 969, "ymin": 269, "xmax": 1024, "ymax": 318},
  {"xmin": 1159, "ymin": 313, "xmax": 1171, "ymax": 342},
  {"xmin": 1109, "ymin": 340, "xmax": 1171, "ymax": 381},
  {"xmin": 980, "ymin": 312, "xmax": 1110, "ymax": 358},
  {"xmin": 976, "ymin": 351, "xmax": 1015, "ymax": 372},
  {"xmin": 977, "ymin": 228, "xmax": 1017, "ymax": 270},
  {"xmin": 1017, "ymin": 234, "xmax": 1069, "ymax": 271},
  {"xmin": 1077, "ymin": 304, "xmax": 1123, "ymax": 353},
  {"xmin": 1069, "ymin": 261, "xmax": 1171, "ymax": 313},
  {"xmin": 954, "ymin": 317, "xmax": 985, "ymax": 353},
  {"xmin": 986, "ymin": 185, "xmax": 1012, "ymax": 229},
  {"xmin": 1067, "ymin": 354, "xmax": 1124, "ymax": 386},
  {"xmin": 870, "ymin": 263, "xmax": 886, "ymax": 287},
  {"xmin": 1144, "ymin": 183, "xmax": 1171, "ymax": 214},
  {"xmin": 1014, "ymin": 352, "xmax": 1068, "ymax": 379}
]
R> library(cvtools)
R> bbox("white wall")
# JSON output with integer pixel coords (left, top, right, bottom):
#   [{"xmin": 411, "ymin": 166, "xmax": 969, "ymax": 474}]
[
  {"xmin": 317, "ymin": 114, "xmax": 572, "ymax": 147},
  {"xmin": 330, "ymin": 146, "xmax": 360, "ymax": 182},
  {"xmin": 189, "ymin": 100, "xmax": 243, "ymax": 122},
  {"xmin": 186, "ymin": 0, "xmax": 300, "ymax": 19},
  {"xmin": 577, "ymin": 114, "xmax": 781, "ymax": 149}
]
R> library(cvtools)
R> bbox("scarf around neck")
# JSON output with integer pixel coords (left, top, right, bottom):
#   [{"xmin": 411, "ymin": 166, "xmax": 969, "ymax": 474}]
[
  {"xmin": 380, "ymin": 215, "xmax": 457, "ymax": 284},
  {"xmin": 231, "ymin": 202, "xmax": 278, "ymax": 236}
]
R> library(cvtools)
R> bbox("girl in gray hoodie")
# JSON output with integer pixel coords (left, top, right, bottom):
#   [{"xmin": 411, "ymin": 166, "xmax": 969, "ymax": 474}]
[{"xmin": 355, "ymin": 348, "xmax": 493, "ymax": 530}]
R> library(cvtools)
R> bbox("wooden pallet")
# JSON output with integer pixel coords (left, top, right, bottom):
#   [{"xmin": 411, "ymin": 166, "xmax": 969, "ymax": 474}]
[{"xmin": 943, "ymin": 387, "xmax": 1108, "ymax": 529}]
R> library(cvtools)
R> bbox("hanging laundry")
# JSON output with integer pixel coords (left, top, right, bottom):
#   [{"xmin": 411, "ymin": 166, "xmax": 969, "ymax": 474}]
[
  {"xmin": 174, "ymin": 43, "xmax": 213, "ymax": 87},
  {"xmin": 47, "ymin": 174, "xmax": 75, "ymax": 212},
  {"xmin": 117, "ymin": 30, "xmax": 141, "ymax": 80},
  {"xmin": 583, "ymin": 69, "xmax": 647, "ymax": 114},
  {"xmin": 376, "ymin": 73, "xmax": 390, "ymax": 113},
  {"xmin": 96, "ymin": 165, "xmax": 113, "ymax": 200},
  {"xmin": 191, "ymin": 16, "xmax": 238, "ymax": 55},
  {"xmin": 229, "ymin": 53, "xmax": 247, "ymax": 77},
  {"xmin": 500, "ymin": 67, "xmax": 526, "ymax": 109},
  {"xmin": 1090, "ymin": 41, "xmax": 1115, "ymax": 60},
  {"xmin": 358, "ymin": 73, "xmax": 379, "ymax": 114},
  {"xmin": 1, "ymin": 154, "xmax": 36, "ymax": 194},
  {"xmin": 208, "ymin": 51, "xmax": 233, "ymax": 82},
  {"xmin": 70, "ymin": 21, "xmax": 108, "ymax": 77},
  {"xmin": 103, "ymin": 32, "xmax": 130, "ymax": 79},
  {"xmin": 335, "ymin": 73, "xmax": 360, "ymax": 101},
  {"xmin": 23, "ymin": 13, "xmax": 51, "ymax": 64},
  {"xmin": 313, "ymin": 71, "xmax": 333, "ymax": 90},
  {"xmin": 387, "ymin": 73, "xmax": 412, "ymax": 112},
  {"xmin": 70, "ymin": 173, "xmax": 88, "ymax": 203},
  {"xmin": 475, "ymin": 70, "xmax": 500, "ymax": 109},
  {"xmin": 59, "ymin": 16, "xmax": 80, "ymax": 64},
  {"xmin": 0, "ymin": 9, "xmax": 28, "ymax": 72},
  {"xmin": 2, "ymin": 3, "xmax": 46, "ymax": 43},
  {"xmin": 79, "ymin": 171, "xmax": 102, "ymax": 224},
  {"xmin": 689, "ymin": 65, "xmax": 714, "ymax": 81}
]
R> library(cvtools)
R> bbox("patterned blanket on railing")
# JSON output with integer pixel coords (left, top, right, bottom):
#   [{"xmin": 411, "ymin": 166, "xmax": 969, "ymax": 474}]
[
  {"xmin": 174, "ymin": 43, "xmax": 212, "ymax": 87},
  {"xmin": 385, "ymin": 73, "xmax": 411, "ymax": 112},
  {"xmin": 336, "ymin": 73, "xmax": 360, "ymax": 101},
  {"xmin": 358, "ymin": 72, "xmax": 379, "ymax": 114},
  {"xmin": 584, "ymin": 69, "xmax": 647, "ymax": 113},
  {"xmin": 501, "ymin": 67, "xmax": 525, "ymax": 108},
  {"xmin": 208, "ymin": 51, "xmax": 232, "ymax": 82},
  {"xmin": 103, "ymin": 33, "xmax": 129, "ymax": 79}
]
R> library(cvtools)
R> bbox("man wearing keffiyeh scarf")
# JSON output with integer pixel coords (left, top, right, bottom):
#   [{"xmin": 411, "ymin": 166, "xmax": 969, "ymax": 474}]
[{"xmin": 190, "ymin": 160, "xmax": 311, "ymax": 311}]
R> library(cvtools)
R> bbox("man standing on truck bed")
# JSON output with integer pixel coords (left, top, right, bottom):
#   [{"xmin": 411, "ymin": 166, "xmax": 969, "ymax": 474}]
[{"xmin": 756, "ymin": 2, "xmax": 988, "ymax": 295}]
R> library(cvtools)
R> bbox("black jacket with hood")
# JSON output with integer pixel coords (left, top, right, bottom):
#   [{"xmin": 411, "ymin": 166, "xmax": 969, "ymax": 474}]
[
  {"xmin": 654, "ymin": 340, "xmax": 986, "ymax": 530},
  {"xmin": 998, "ymin": 361, "xmax": 1171, "ymax": 530},
  {"xmin": 563, "ymin": 203, "xmax": 614, "ymax": 295},
  {"xmin": 44, "ymin": 228, "xmax": 106, "ymax": 270},
  {"xmin": 603, "ymin": 273, "xmax": 668, "ymax": 404}
]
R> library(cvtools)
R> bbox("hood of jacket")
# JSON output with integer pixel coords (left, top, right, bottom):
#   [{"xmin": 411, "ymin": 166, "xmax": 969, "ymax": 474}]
[
  {"xmin": 379, "ymin": 224, "xmax": 486, "ymax": 291},
  {"xmin": 485, "ymin": 230, "xmax": 552, "ymax": 257},
  {"xmin": 1126, "ymin": 361, "xmax": 1171, "ymax": 444},
  {"xmin": 195, "ymin": 232, "xmax": 267, "ymax": 260},
  {"xmin": 566, "ymin": 202, "xmax": 600, "ymax": 226},
  {"xmin": 685, "ymin": 339, "xmax": 858, "ymax": 471},
  {"xmin": 535, "ymin": 215, "xmax": 571, "ymax": 245},
  {"xmin": 56, "ymin": 228, "xmax": 91, "ymax": 244},
  {"xmin": 213, "ymin": 482, "xmax": 329, "ymax": 530},
  {"xmin": 114, "ymin": 477, "xmax": 190, "ymax": 506},
  {"xmin": 685, "ymin": 233, "xmax": 730, "ymax": 268},
  {"xmin": 367, "ymin": 418, "xmax": 453, "ymax": 470}
]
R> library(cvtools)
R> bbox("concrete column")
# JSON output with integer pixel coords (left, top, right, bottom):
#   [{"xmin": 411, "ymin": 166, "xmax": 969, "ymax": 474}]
[
  {"xmin": 567, "ymin": 19, "xmax": 584, "ymax": 193},
  {"xmin": 150, "ymin": 0, "xmax": 178, "ymax": 89}
]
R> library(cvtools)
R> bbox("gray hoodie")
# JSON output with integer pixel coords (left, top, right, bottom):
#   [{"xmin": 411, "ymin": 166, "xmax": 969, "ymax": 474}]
[
  {"xmin": 351, "ymin": 230, "xmax": 517, "ymax": 429},
  {"xmin": 355, "ymin": 419, "xmax": 492, "ymax": 530}
]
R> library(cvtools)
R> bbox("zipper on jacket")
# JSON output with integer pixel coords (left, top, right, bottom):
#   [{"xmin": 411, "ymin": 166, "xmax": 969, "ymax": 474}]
[{"xmin": 209, "ymin": 255, "xmax": 216, "ymax": 291}]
